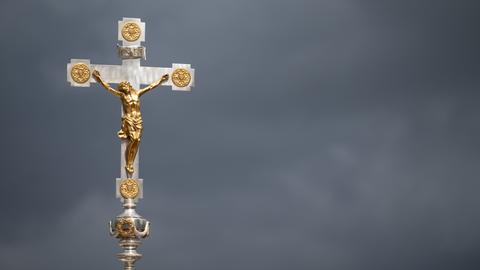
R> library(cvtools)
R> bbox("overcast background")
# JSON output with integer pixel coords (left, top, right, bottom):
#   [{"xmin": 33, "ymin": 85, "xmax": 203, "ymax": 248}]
[{"xmin": 1, "ymin": 0, "xmax": 480, "ymax": 269}]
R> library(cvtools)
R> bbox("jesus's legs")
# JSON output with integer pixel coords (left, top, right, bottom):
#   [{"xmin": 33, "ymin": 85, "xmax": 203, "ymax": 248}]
[{"xmin": 125, "ymin": 138, "xmax": 140, "ymax": 175}]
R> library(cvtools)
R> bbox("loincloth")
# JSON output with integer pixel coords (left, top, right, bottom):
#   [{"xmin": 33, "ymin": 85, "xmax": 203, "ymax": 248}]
[{"xmin": 121, "ymin": 115, "xmax": 143, "ymax": 140}]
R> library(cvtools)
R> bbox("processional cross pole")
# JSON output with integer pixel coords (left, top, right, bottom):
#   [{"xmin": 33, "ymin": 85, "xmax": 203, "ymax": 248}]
[{"xmin": 66, "ymin": 17, "xmax": 195, "ymax": 270}]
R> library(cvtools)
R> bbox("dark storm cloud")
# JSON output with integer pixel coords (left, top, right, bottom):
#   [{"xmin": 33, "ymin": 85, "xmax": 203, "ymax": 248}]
[{"xmin": 1, "ymin": 0, "xmax": 480, "ymax": 269}]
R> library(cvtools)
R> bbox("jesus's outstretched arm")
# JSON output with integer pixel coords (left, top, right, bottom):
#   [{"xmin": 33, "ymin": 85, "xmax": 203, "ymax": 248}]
[
  {"xmin": 138, "ymin": 74, "xmax": 169, "ymax": 97},
  {"xmin": 92, "ymin": 70, "xmax": 122, "ymax": 97}
]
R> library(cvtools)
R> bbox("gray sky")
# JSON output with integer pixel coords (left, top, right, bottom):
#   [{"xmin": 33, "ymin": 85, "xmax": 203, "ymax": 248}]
[{"xmin": 1, "ymin": 0, "xmax": 480, "ymax": 269}]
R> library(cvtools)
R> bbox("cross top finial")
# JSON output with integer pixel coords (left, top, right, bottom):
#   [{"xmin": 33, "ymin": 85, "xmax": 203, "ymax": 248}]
[
  {"xmin": 118, "ymin": 18, "xmax": 146, "ymax": 45},
  {"xmin": 117, "ymin": 18, "xmax": 147, "ymax": 61}
]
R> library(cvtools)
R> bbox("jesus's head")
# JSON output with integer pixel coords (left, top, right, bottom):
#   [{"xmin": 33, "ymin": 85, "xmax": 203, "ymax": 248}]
[{"xmin": 118, "ymin": 81, "xmax": 132, "ymax": 93}]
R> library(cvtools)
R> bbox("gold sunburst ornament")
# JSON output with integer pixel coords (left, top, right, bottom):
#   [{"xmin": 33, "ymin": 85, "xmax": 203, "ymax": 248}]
[
  {"xmin": 116, "ymin": 218, "xmax": 135, "ymax": 238},
  {"xmin": 70, "ymin": 63, "xmax": 91, "ymax": 84},
  {"xmin": 120, "ymin": 179, "xmax": 140, "ymax": 199},
  {"xmin": 171, "ymin": 68, "xmax": 191, "ymax": 87},
  {"xmin": 121, "ymin": 22, "xmax": 141, "ymax": 41}
]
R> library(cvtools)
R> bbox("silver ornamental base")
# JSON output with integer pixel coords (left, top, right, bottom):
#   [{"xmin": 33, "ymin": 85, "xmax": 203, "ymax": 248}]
[{"xmin": 109, "ymin": 180, "xmax": 149, "ymax": 270}]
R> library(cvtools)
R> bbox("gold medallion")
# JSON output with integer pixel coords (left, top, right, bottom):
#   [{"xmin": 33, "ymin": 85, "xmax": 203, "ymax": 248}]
[
  {"xmin": 116, "ymin": 218, "xmax": 135, "ymax": 238},
  {"xmin": 121, "ymin": 22, "xmax": 141, "ymax": 42},
  {"xmin": 70, "ymin": 63, "xmax": 91, "ymax": 84},
  {"xmin": 120, "ymin": 178, "xmax": 139, "ymax": 199},
  {"xmin": 171, "ymin": 68, "xmax": 191, "ymax": 87}
]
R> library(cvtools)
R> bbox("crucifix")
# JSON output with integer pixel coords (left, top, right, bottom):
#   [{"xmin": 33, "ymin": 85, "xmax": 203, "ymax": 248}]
[{"xmin": 66, "ymin": 17, "xmax": 195, "ymax": 270}]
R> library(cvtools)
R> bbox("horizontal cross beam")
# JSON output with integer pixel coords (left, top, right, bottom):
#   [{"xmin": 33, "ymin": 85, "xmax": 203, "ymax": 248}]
[{"xmin": 67, "ymin": 59, "xmax": 195, "ymax": 91}]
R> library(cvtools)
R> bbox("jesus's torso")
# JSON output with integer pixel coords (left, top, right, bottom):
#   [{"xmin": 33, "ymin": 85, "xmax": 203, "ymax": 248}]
[{"xmin": 121, "ymin": 90, "xmax": 142, "ymax": 119}]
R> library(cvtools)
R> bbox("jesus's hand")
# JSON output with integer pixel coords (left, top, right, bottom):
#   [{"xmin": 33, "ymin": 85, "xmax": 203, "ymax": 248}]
[{"xmin": 92, "ymin": 70, "xmax": 101, "ymax": 80}]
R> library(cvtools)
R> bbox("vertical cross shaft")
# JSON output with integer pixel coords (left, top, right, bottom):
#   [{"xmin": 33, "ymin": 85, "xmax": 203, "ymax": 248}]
[{"xmin": 66, "ymin": 17, "xmax": 195, "ymax": 270}]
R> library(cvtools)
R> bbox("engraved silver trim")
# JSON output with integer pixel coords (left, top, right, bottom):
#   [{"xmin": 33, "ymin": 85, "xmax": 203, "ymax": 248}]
[{"xmin": 117, "ymin": 45, "xmax": 146, "ymax": 60}]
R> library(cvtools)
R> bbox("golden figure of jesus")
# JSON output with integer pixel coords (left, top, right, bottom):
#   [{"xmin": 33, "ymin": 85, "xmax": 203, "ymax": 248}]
[{"xmin": 92, "ymin": 70, "xmax": 169, "ymax": 176}]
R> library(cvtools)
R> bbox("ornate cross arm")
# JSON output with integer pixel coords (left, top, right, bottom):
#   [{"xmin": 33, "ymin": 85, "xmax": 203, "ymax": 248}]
[
  {"xmin": 139, "ymin": 64, "xmax": 195, "ymax": 91},
  {"xmin": 67, "ymin": 60, "xmax": 195, "ymax": 91}
]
